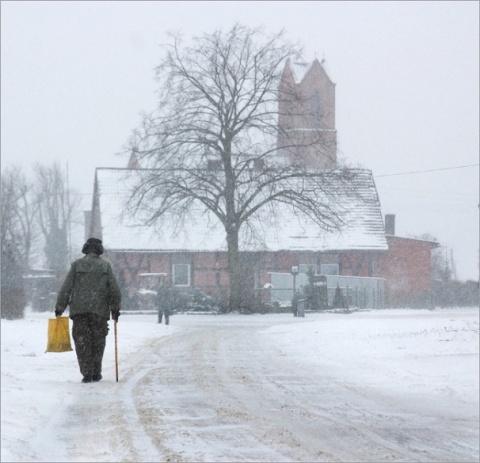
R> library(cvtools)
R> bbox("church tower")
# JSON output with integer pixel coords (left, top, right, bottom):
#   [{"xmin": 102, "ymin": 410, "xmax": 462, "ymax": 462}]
[{"xmin": 277, "ymin": 58, "xmax": 337, "ymax": 170}]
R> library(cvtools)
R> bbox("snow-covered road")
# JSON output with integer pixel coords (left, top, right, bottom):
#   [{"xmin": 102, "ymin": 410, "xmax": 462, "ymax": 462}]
[
  {"xmin": 6, "ymin": 310, "xmax": 476, "ymax": 463},
  {"xmin": 127, "ymin": 317, "xmax": 477, "ymax": 463}
]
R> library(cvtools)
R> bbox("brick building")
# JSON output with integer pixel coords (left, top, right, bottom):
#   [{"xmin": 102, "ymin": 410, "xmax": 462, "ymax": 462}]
[
  {"xmin": 85, "ymin": 58, "xmax": 437, "ymax": 309},
  {"xmin": 87, "ymin": 166, "xmax": 389, "ymax": 309},
  {"xmin": 376, "ymin": 215, "xmax": 438, "ymax": 307}
]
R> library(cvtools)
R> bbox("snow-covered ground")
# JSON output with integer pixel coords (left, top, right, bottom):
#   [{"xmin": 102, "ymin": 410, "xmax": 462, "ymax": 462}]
[{"xmin": 1, "ymin": 307, "xmax": 478, "ymax": 462}]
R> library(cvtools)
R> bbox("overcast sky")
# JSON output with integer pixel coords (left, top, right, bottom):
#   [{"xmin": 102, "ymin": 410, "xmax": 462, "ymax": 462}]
[{"xmin": 1, "ymin": 1, "xmax": 479, "ymax": 281}]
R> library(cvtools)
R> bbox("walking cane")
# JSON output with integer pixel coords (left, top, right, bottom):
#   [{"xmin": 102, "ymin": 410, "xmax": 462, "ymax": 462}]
[{"xmin": 114, "ymin": 320, "xmax": 119, "ymax": 382}]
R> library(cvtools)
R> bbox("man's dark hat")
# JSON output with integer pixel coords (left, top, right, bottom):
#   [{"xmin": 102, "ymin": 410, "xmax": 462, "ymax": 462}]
[{"xmin": 82, "ymin": 238, "xmax": 104, "ymax": 255}]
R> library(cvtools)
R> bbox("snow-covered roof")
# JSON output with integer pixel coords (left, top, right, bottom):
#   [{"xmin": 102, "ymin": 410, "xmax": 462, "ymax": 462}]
[
  {"xmin": 386, "ymin": 235, "xmax": 439, "ymax": 247},
  {"xmin": 93, "ymin": 168, "xmax": 388, "ymax": 253}
]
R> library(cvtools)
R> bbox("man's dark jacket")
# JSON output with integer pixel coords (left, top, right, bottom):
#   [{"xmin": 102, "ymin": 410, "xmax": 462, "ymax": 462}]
[
  {"xmin": 156, "ymin": 288, "xmax": 175, "ymax": 315},
  {"xmin": 56, "ymin": 253, "xmax": 121, "ymax": 319}
]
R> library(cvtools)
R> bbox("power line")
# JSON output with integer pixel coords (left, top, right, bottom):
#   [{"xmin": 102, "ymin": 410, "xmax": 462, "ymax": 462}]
[{"xmin": 375, "ymin": 164, "xmax": 479, "ymax": 178}]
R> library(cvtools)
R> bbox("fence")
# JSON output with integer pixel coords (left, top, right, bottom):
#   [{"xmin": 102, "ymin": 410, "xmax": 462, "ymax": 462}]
[{"xmin": 267, "ymin": 273, "xmax": 386, "ymax": 309}]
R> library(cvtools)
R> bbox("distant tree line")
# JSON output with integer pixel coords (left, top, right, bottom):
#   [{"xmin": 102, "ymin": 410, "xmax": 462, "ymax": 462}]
[
  {"xmin": 422, "ymin": 234, "xmax": 478, "ymax": 308},
  {"xmin": 430, "ymin": 242, "xmax": 478, "ymax": 307},
  {"xmin": 1, "ymin": 162, "xmax": 81, "ymax": 319},
  {"xmin": 432, "ymin": 279, "xmax": 478, "ymax": 307}
]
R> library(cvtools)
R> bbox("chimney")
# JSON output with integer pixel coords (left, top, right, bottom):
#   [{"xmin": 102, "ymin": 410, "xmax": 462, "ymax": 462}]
[
  {"xmin": 385, "ymin": 214, "xmax": 395, "ymax": 235},
  {"xmin": 127, "ymin": 151, "xmax": 141, "ymax": 169}
]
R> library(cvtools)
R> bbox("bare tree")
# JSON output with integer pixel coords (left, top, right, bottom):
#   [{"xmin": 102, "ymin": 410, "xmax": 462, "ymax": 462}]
[
  {"xmin": 1, "ymin": 166, "xmax": 32, "ymax": 319},
  {"xmin": 126, "ymin": 24, "xmax": 354, "ymax": 311},
  {"xmin": 416, "ymin": 233, "xmax": 455, "ymax": 282},
  {"xmin": 1, "ymin": 168, "xmax": 19, "ymax": 252},
  {"xmin": 1, "ymin": 240, "xmax": 26, "ymax": 319},
  {"xmin": 1, "ymin": 166, "xmax": 39, "ymax": 271},
  {"xmin": 34, "ymin": 162, "xmax": 81, "ymax": 280}
]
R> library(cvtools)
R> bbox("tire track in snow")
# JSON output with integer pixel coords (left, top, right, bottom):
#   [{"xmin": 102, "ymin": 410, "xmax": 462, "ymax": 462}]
[
  {"xmin": 131, "ymin": 316, "xmax": 477, "ymax": 462},
  {"xmin": 133, "ymin": 327, "xmax": 291, "ymax": 462},
  {"xmin": 130, "ymin": 322, "xmax": 346, "ymax": 461},
  {"xmin": 105, "ymin": 331, "xmax": 188, "ymax": 462},
  {"xmin": 211, "ymin": 325, "xmax": 471, "ymax": 462},
  {"xmin": 188, "ymin": 324, "xmax": 420, "ymax": 462}
]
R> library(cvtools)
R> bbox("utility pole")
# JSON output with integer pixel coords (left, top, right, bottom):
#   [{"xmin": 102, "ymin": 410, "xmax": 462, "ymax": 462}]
[
  {"xmin": 291, "ymin": 265, "xmax": 299, "ymax": 296},
  {"xmin": 450, "ymin": 249, "xmax": 457, "ymax": 281}
]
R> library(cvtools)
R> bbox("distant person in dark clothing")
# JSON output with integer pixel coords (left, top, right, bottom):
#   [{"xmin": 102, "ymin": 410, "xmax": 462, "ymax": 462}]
[
  {"xmin": 55, "ymin": 238, "xmax": 121, "ymax": 383},
  {"xmin": 156, "ymin": 286, "xmax": 175, "ymax": 325}
]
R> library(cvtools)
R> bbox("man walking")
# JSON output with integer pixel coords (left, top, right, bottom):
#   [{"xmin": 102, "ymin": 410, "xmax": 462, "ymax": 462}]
[
  {"xmin": 156, "ymin": 286, "xmax": 174, "ymax": 325},
  {"xmin": 55, "ymin": 238, "xmax": 121, "ymax": 383}
]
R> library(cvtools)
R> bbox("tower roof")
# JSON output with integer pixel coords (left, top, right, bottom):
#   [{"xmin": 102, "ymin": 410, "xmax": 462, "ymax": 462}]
[
  {"xmin": 289, "ymin": 60, "xmax": 314, "ymax": 84},
  {"xmin": 285, "ymin": 58, "xmax": 335, "ymax": 85}
]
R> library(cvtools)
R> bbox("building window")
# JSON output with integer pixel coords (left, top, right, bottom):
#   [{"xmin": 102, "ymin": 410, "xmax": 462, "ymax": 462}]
[
  {"xmin": 299, "ymin": 264, "xmax": 316, "ymax": 275},
  {"xmin": 320, "ymin": 264, "xmax": 339, "ymax": 275},
  {"xmin": 173, "ymin": 264, "xmax": 190, "ymax": 286}
]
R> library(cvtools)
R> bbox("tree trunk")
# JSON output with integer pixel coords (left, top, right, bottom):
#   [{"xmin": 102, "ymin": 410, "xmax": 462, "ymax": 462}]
[{"xmin": 226, "ymin": 227, "xmax": 241, "ymax": 312}]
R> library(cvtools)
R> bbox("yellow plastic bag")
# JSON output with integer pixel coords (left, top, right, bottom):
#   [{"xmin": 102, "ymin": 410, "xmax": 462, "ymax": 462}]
[{"xmin": 45, "ymin": 316, "xmax": 73, "ymax": 353}]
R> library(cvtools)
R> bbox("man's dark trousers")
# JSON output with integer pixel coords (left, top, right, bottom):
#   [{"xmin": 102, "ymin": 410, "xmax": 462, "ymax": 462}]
[{"xmin": 72, "ymin": 313, "xmax": 109, "ymax": 378}]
